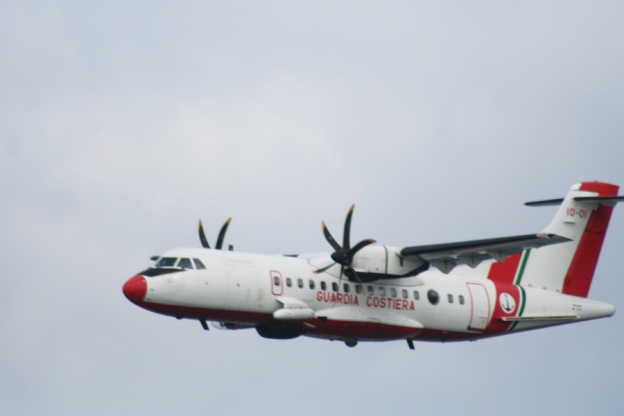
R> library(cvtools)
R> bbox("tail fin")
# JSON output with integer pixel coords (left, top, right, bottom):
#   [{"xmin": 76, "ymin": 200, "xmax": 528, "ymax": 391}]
[{"xmin": 492, "ymin": 182, "xmax": 619, "ymax": 297}]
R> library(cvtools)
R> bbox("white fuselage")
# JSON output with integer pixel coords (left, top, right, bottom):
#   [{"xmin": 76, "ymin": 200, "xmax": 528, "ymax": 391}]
[{"xmin": 127, "ymin": 247, "xmax": 615, "ymax": 343}]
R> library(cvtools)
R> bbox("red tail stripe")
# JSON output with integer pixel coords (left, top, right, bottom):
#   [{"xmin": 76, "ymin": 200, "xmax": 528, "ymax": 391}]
[{"xmin": 562, "ymin": 181, "xmax": 619, "ymax": 297}]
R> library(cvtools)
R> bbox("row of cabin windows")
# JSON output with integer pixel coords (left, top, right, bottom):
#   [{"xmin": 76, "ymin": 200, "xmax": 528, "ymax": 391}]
[
  {"xmin": 278, "ymin": 277, "xmax": 464, "ymax": 306},
  {"xmin": 427, "ymin": 290, "xmax": 465, "ymax": 306}
]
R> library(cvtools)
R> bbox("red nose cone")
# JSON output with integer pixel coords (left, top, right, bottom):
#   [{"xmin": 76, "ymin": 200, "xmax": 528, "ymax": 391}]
[{"xmin": 123, "ymin": 275, "xmax": 147, "ymax": 303}]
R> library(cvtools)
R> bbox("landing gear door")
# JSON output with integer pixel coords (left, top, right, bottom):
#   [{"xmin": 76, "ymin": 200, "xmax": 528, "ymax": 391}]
[
  {"xmin": 270, "ymin": 270, "xmax": 283, "ymax": 296},
  {"xmin": 467, "ymin": 283, "xmax": 491, "ymax": 331}
]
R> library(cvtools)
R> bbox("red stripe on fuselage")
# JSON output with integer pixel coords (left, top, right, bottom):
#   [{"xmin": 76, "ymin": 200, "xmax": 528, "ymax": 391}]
[
  {"xmin": 487, "ymin": 253, "xmax": 522, "ymax": 284},
  {"xmin": 131, "ymin": 298, "xmax": 274, "ymax": 323},
  {"xmin": 304, "ymin": 318, "xmax": 422, "ymax": 341}
]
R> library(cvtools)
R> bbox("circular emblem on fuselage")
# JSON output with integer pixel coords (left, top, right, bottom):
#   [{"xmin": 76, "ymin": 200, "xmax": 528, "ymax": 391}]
[{"xmin": 499, "ymin": 292, "xmax": 516, "ymax": 314}]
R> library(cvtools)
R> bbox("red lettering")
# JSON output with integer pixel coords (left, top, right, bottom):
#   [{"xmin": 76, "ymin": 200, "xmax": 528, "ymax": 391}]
[
  {"xmin": 380, "ymin": 298, "xmax": 386, "ymax": 308},
  {"xmin": 330, "ymin": 293, "xmax": 336, "ymax": 303},
  {"xmin": 403, "ymin": 300, "xmax": 408, "ymax": 310},
  {"xmin": 317, "ymin": 291, "xmax": 323, "ymax": 302},
  {"xmin": 336, "ymin": 293, "xmax": 342, "ymax": 303},
  {"xmin": 409, "ymin": 301, "xmax": 415, "ymax": 311},
  {"xmin": 324, "ymin": 292, "xmax": 330, "ymax": 302},
  {"xmin": 354, "ymin": 296, "xmax": 359, "ymax": 306},
  {"xmin": 366, "ymin": 297, "xmax": 372, "ymax": 307},
  {"xmin": 373, "ymin": 297, "xmax": 379, "ymax": 307},
  {"xmin": 396, "ymin": 299, "xmax": 402, "ymax": 310}
]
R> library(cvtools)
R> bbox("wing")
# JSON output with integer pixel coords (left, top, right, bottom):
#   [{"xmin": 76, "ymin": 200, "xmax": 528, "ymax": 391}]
[{"xmin": 400, "ymin": 233, "xmax": 571, "ymax": 274}]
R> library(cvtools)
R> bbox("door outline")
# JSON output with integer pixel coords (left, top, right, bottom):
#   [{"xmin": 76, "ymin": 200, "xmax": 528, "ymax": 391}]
[
  {"xmin": 466, "ymin": 283, "xmax": 491, "ymax": 331},
  {"xmin": 270, "ymin": 270, "xmax": 283, "ymax": 296}
]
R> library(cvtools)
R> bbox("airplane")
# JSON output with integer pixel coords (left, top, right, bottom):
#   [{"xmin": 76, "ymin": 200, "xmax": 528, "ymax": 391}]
[{"xmin": 123, "ymin": 181, "xmax": 623, "ymax": 349}]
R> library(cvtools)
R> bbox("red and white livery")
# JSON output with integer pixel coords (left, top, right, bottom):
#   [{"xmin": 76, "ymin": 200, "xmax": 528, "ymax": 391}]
[{"xmin": 123, "ymin": 181, "xmax": 622, "ymax": 348}]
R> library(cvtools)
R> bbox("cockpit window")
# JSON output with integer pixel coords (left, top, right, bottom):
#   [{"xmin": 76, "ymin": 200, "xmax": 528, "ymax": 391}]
[
  {"xmin": 177, "ymin": 258, "xmax": 193, "ymax": 270},
  {"xmin": 193, "ymin": 258, "xmax": 206, "ymax": 269},
  {"xmin": 155, "ymin": 257, "xmax": 177, "ymax": 267}
]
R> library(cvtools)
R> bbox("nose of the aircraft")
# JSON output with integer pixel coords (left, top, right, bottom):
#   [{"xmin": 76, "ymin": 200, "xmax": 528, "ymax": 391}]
[{"xmin": 123, "ymin": 275, "xmax": 147, "ymax": 303}]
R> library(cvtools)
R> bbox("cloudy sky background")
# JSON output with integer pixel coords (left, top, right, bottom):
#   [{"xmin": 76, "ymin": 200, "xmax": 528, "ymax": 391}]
[{"xmin": 1, "ymin": 1, "xmax": 623, "ymax": 415}]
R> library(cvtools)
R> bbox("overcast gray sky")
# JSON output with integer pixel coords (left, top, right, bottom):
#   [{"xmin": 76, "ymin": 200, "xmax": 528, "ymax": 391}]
[{"xmin": 1, "ymin": 1, "xmax": 623, "ymax": 415}]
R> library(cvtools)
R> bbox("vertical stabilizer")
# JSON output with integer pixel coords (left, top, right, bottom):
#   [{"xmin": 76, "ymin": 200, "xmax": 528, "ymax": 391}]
[
  {"xmin": 489, "ymin": 182, "xmax": 619, "ymax": 298},
  {"xmin": 560, "ymin": 182, "xmax": 618, "ymax": 297}
]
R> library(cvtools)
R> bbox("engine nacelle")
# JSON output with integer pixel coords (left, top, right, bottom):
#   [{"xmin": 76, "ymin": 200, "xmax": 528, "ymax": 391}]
[{"xmin": 351, "ymin": 245, "xmax": 427, "ymax": 278}]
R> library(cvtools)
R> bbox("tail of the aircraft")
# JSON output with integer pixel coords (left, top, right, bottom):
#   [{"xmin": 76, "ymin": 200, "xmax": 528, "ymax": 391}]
[{"xmin": 489, "ymin": 181, "xmax": 621, "ymax": 298}]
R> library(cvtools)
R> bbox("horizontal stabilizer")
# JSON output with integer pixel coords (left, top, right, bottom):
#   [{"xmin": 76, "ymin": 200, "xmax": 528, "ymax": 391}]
[
  {"xmin": 573, "ymin": 196, "xmax": 624, "ymax": 205},
  {"xmin": 525, "ymin": 198, "xmax": 564, "ymax": 207},
  {"xmin": 526, "ymin": 195, "xmax": 624, "ymax": 207}
]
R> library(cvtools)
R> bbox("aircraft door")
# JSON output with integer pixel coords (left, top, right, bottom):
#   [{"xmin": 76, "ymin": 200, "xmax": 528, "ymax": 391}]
[
  {"xmin": 195, "ymin": 259, "xmax": 227, "ymax": 308},
  {"xmin": 270, "ymin": 270, "xmax": 283, "ymax": 296},
  {"xmin": 225, "ymin": 263, "xmax": 258, "ymax": 311},
  {"xmin": 467, "ymin": 283, "xmax": 491, "ymax": 331}
]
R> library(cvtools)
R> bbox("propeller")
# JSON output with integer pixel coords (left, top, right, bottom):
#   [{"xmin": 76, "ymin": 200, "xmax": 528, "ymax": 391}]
[
  {"xmin": 314, "ymin": 205, "xmax": 375, "ymax": 305},
  {"xmin": 198, "ymin": 218, "xmax": 232, "ymax": 250}
]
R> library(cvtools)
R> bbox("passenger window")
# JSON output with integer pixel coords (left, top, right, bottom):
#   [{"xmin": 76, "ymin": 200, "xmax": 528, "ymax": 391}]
[
  {"xmin": 355, "ymin": 285, "xmax": 362, "ymax": 295},
  {"xmin": 274, "ymin": 276, "xmax": 281, "ymax": 286},
  {"xmin": 344, "ymin": 283, "xmax": 350, "ymax": 293},
  {"xmin": 414, "ymin": 290, "xmax": 420, "ymax": 300},
  {"xmin": 390, "ymin": 287, "xmax": 397, "ymax": 298},
  {"xmin": 448, "ymin": 294, "xmax": 454, "ymax": 304},
  {"xmin": 459, "ymin": 295, "xmax": 465, "ymax": 305},
  {"xmin": 286, "ymin": 278, "xmax": 292, "ymax": 288},
  {"xmin": 297, "ymin": 278, "xmax": 304, "ymax": 289},
  {"xmin": 332, "ymin": 282, "xmax": 338, "ymax": 292},
  {"xmin": 177, "ymin": 258, "xmax": 193, "ymax": 270},
  {"xmin": 309, "ymin": 280, "xmax": 315, "ymax": 290},
  {"xmin": 428, "ymin": 289, "xmax": 439, "ymax": 305},
  {"xmin": 379, "ymin": 287, "xmax": 386, "ymax": 297},
  {"xmin": 193, "ymin": 258, "xmax": 206, "ymax": 269},
  {"xmin": 402, "ymin": 289, "xmax": 408, "ymax": 299},
  {"xmin": 321, "ymin": 281, "xmax": 327, "ymax": 291},
  {"xmin": 156, "ymin": 257, "xmax": 177, "ymax": 267},
  {"xmin": 367, "ymin": 285, "xmax": 374, "ymax": 295}
]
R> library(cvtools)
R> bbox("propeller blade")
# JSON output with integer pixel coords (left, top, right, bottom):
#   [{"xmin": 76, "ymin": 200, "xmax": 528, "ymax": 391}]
[
  {"xmin": 349, "ymin": 267, "xmax": 367, "ymax": 294},
  {"xmin": 343, "ymin": 204, "xmax": 354, "ymax": 251},
  {"xmin": 199, "ymin": 220, "xmax": 210, "ymax": 249},
  {"xmin": 215, "ymin": 218, "xmax": 232, "ymax": 250},
  {"xmin": 346, "ymin": 239, "xmax": 376, "ymax": 261},
  {"xmin": 333, "ymin": 266, "xmax": 344, "ymax": 308},
  {"xmin": 313, "ymin": 262, "xmax": 337, "ymax": 274},
  {"xmin": 322, "ymin": 221, "xmax": 343, "ymax": 252}
]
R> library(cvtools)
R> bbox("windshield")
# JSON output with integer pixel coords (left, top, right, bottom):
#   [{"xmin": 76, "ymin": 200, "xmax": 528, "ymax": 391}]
[
  {"xmin": 177, "ymin": 258, "xmax": 193, "ymax": 269},
  {"xmin": 155, "ymin": 257, "xmax": 177, "ymax": 267}
]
